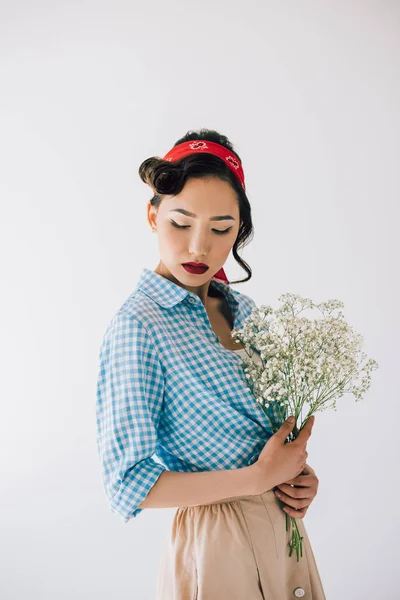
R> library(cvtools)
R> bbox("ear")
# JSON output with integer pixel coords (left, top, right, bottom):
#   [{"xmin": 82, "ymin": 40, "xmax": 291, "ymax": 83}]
[{"xmin": 147, "ymin": 202, "xmax": 158, "ymax": 230}]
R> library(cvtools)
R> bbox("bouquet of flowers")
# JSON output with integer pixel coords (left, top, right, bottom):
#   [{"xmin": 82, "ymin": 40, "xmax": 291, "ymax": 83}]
[{"xmin": 231, "ymin": 293, "xmax": 379, "ymax": 561}]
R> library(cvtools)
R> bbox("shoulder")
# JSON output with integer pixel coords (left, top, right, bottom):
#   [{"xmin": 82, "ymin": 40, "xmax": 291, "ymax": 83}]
[
  {"xmin": 103, "ymin": 288, "xmax": 163, "ymax": 339},
  {"xmin": 229, "ymin": 287, "xmax": 257, "ymax": 325},
  {"xmin": 99, "ymin": 294, "xmax": 155, "ymax": 355},
  {"xmin": 98, "ymin": 308, "xmax": 164, "ymax": 376},
  {"xmin": 231, "ymin": 288, "xmax": 256, "ymax": 310}
]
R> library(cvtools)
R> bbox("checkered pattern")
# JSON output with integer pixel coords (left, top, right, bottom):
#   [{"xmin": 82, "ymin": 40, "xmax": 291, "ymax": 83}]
[{"xmin": 96, "ymin": 268, "xmax": 275, "ymax": 523}]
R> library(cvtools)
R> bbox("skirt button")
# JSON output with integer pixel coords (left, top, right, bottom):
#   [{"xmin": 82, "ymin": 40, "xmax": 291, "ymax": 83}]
[{"xmin": 293, "ymin": 588, "xmax": 305, "ymax": 598}]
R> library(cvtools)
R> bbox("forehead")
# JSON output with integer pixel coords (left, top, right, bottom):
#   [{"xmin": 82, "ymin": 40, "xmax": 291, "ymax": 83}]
[{"xmin": 160, "ymin": 177, "xmax": 239, "ymax": 214}]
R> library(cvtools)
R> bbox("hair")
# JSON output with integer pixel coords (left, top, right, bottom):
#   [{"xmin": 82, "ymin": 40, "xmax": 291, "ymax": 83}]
[{"xmin": 138, "ymin": 128, "xmax": 254, "ymax": 284}]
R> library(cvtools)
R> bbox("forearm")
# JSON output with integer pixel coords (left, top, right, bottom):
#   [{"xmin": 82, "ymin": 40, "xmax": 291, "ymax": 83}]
[{"xmin": 138, "ymin": 464, "xmax": 260, "ymax": 510}]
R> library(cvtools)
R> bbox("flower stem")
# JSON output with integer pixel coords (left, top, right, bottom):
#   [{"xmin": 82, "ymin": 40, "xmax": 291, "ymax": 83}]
[{"xmin": 286, "ymin": 514, "xmax": 304, "ymax": 561}]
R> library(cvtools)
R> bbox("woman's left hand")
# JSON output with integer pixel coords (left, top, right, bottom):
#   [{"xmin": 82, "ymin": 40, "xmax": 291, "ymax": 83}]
[{"xmin": 273, "ymin": 463, "xmax": 319, "ymax": 519}]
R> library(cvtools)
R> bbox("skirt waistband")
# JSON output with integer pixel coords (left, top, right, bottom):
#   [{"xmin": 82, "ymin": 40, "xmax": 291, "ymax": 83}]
[{"xmin": 178, "ymin": 488, "xmax": 275, "ymax": 509}]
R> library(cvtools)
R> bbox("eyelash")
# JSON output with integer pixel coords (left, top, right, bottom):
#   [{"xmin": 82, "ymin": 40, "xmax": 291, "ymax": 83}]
[{"xmin": 170, "ymin": 220, "xmax": 233, "ymax": 235}]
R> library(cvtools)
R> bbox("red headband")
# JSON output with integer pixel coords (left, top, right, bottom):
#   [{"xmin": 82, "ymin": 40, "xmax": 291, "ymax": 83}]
[
  {"xmin": 163, "ymin": 140, "xmax": 246, "ymax": 192},
  {"xmin": 162, "ymin": 140, "xmax": 246, "ymax": 285}
]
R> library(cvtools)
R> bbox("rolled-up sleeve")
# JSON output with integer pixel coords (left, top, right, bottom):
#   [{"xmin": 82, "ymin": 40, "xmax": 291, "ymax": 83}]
[{"xmin": 96, "ymin": 312, "xmax": 166, "ymax": 522}]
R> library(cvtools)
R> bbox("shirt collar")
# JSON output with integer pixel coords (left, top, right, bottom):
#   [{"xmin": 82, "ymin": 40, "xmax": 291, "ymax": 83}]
[{"xmin": 136, "ymin": 268, "xmax": 239, "ymax": 312}]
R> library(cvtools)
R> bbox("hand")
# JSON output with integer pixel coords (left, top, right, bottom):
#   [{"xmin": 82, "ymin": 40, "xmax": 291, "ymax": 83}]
[
  {"xmin": 255, "ymin": 415, "xmax": 314, "ymax": 493},
  {"xmin": 273, "ymin": 463, "xmax": 319, "ymax": 519}
]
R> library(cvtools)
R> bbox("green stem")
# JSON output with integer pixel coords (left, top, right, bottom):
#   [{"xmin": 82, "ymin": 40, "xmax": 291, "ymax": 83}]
[{"xmin": 286, "ymin": 515, "xmax": 304, "ymax": 562}]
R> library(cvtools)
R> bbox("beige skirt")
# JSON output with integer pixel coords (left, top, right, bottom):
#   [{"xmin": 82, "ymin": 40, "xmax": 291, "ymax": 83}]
[{"xmin": 156, "ymin": 489, "xmax": 326, "ymax": 600}]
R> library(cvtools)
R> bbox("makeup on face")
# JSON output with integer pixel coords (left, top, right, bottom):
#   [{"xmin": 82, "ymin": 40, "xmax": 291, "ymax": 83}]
[{"xmin": 182, "ymin": 263, "xmax": 209, "ymax": 275}]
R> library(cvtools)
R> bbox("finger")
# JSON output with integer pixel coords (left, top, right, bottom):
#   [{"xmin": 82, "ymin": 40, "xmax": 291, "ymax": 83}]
[
  {"xmin": 275, "ymin": 489, "xmax": 311, "ymax": 510},
  {"xmin": 297, "ymin": 463, "xmax": 311, "ymax": 475},
  {"xmin": 303, "ymin": 463, "xmax": 314, "ymax": 475},
  {"xmin": 296, "ymin": 416, "xmax": 315, "ymax": 444},
  {"xmin": 275, "ymin": 483, "xmax": 313, "ymax": 500},
  {"xmin": 282, "ymin": 465, "xmax": 311, "ymax": 485},
  {"xmin": 280, "ymin": 475, "xmax": 311, "ymax": 486},
  {"xmin": 282, "ymin": 505, "xmax": 308, "ymax": 519}
]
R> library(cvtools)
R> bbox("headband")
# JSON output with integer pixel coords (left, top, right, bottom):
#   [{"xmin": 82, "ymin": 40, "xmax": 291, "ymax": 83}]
[
  {"xmin": 162, "ymin": 140, "xmax": 246, "ymax": 285},
  {"xmin": 163, "ymin": 140, "xmax": 246, "ymax": 192}
]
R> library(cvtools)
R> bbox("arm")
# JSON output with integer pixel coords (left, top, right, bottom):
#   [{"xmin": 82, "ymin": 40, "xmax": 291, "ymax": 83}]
[
  {"xmin": 96, "ymin": 312, "xmax": 265, "ymax": 521},
  {"xmin": 96, "ymin": 313, "xmax": 167, "ymax": 523},
  {"xmin": 138, "ymin": 462, "xmax": 261, "ymax": 510}
]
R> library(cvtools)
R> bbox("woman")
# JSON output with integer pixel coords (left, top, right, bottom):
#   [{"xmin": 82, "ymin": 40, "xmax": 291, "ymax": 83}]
[{"xmin": 96, "ymin": 129, "xmax": 326, "ymax": 599}]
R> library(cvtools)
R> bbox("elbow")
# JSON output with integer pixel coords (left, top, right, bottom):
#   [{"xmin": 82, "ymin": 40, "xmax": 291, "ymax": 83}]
[{"xmin": 104, "ymin": 459, "xmax": 166, "ymax": 522}]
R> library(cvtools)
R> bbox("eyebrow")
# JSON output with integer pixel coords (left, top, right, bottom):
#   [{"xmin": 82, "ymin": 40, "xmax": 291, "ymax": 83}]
[{"xmin": 169, "ymin": 208, "xmax": 236, "ymax": 221}]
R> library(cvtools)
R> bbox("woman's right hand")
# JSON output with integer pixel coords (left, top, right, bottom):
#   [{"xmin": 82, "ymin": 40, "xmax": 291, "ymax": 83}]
[{"xmin": 254, "ymin": 415, "xmax": 315, "ymax": 493}]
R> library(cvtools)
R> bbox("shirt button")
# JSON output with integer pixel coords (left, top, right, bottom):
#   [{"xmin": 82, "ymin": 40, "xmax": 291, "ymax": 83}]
[
  {"xmin": 188, "ymin": 297, "xmax": 196, "ymax": 303},
  {"xmin": 293, "ymin": 588, "xmax": 305, "ymax": 598}
]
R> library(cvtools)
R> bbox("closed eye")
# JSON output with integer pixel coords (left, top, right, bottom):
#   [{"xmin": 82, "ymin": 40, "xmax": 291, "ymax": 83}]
[{"xmin": 170, "ymin": 220, "xmax": 233, "ymax": 235}]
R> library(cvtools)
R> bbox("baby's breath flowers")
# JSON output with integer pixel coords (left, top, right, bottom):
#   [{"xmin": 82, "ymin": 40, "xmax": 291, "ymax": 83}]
[{"xmin": 232, "ymin": 293, "xmax": 379, "ymax": 561}]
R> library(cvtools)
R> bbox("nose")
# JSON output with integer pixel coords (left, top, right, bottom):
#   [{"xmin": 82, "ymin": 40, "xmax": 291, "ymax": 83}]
[{"xmin": 188, "ymin": 227, "xmax": 211, "ymax": 258}]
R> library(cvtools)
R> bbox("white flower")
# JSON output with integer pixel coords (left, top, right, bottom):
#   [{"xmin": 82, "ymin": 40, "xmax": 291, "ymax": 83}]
[{"xmin": 233, "ymin": 292, "xmax": 379, "ymax": 423}]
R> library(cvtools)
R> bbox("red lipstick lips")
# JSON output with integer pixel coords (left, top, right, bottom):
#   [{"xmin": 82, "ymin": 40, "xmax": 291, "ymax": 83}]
[{"xmin": 182, "ymin": 262, "xmax": 209, "ymax": 275}]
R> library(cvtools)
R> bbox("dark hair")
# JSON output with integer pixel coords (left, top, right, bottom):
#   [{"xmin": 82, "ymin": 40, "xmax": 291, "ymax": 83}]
[{"xmin": 138, "ymin": 128, "xmax": 254, "ymax": 284}]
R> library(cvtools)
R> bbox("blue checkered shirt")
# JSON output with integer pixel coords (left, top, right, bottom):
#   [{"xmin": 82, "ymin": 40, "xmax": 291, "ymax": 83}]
[{"xmin": 96, "ymin": 268, "xmax": 275, "ymax": 523}]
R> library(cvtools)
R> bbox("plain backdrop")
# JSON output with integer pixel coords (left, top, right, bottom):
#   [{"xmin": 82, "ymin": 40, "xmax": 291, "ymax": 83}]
[{"xmin": 1, "ymin": 1, "xmax": 399, "ymax": 598}]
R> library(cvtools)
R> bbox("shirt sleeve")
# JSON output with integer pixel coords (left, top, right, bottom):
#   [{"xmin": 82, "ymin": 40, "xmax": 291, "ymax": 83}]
[{"xmin": 96, "ymin": 312, "xmax": 167, "ymax": 523}]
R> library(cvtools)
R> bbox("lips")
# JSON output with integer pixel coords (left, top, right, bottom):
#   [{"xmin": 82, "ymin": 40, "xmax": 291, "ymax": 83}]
[
  {"xmin": 182, "ymin": 262, "xmax": 209, "ymax": 268},
  {"xmin": 182, "ymin": 263, "xmax": 209, "ymax": 274}
]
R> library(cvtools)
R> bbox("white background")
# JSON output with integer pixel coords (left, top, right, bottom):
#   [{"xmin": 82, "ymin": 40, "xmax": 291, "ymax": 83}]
[{"xmin": 1, "ymin": 1, "xmax": 399, "ymax": 598}]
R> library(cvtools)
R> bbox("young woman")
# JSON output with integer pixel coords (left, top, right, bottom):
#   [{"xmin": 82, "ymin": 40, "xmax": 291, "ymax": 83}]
[{"xmin": 96, "ymin": 129, "xmax": 326, "ymax": 599}]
